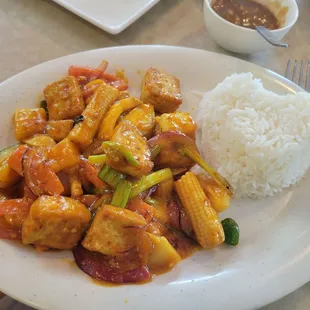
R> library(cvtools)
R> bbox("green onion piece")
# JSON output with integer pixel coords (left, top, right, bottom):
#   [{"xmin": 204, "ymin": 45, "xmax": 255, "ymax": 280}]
[
  {"xmin": 88, "ymin": 154, "xmax": 107, "ymax": 165},
  {"xmin": 111, "ymin": 180, "xmax": 132, "ymax": 208},
  {"xmin": 102, "ymin": 141, "xmax": 139, "ymax": 167},
  {"xmin": 130, "ymin": 168, "xmax": 172, "ymax": 199},
  {"xmin": 179, "ymin": 146, "xmax": 233, "ymax": 197},
  {"xmin": 150, "ymin": 145, "xmax": 162, "ymax": 160},
  {"xmin": 221, "ymin": 218, "xmax": 239, "ymax": 246},
  {"xmin": 98, "ymin": 165, "xmax": 126, "ymax": 189}
]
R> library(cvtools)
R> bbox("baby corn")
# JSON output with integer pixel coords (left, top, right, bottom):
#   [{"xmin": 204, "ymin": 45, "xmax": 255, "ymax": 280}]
[{"xmin": 175, "ymin": 172, "xmax": 225, "ymax": 248}]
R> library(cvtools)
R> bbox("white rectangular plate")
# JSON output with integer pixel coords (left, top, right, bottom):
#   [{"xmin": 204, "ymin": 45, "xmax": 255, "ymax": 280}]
[{"xmin": 52, "ymin": 0, "xmax": 160, "ymax": 34}]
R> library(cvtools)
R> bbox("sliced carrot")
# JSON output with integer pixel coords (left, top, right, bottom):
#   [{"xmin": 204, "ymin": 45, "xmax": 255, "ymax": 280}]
[
  {"xmin": 0, "ymin": 217, "xmax": 21, "ymax": 240},
  {"xmin": 68, "ymin": 66, "xmax": 103, "ymax": 80},
  {"xmin": 8, "ymin": 144, "xmax": 29, "ymax": 176},
  {"xmin": 76, "ymin": 195, "xmax": 98, "ymax": 208},
  {"xmin": 0, "ymin": 198, "xmax": 32, "ymax": 227},
  {"xmin": 127, "ymin": 197, "xmax": 165, "ymax": 235},
  {"xmin": 82, "ymin": 80, "xmax": 103, "ymax": 99},
  {"xmin": 57, "ymin": 171, "xmax": 71, "ymax": 196},
  {"xmin": 102, "ymin": 73, "xmax": 128, "ymax": 91},
  {"xmin": 97, "ymin": 60, "xmax": 108, "ymax": 72},
  {"xmin": 24, "ymin": 184, "xmax": 37, "ymax": 200},
  {"xmin": 80, "ymin": 160, "xmax": 108, "ymax": 190},
  {"xmin": 23, "ymin": 148, "xmax": 64, "ymax": 196},
  {"xmin": 0, "ymin": 198, "xmax": 28, "ymax": 215},
  {"xmin": 76, "ymin": 76, "xmax": 89, "ymax": 86},
  {"xmin": 102, "ymin": 73, "xmax": 120, "ymax": 82},
  {"xmin": 127, "ymin": 197, "xmax": 155, "ymax": 223}
]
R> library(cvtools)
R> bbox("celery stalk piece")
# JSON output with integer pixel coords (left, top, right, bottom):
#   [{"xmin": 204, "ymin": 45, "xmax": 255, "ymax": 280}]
[
  {"xmin": 130, "ymin": 168, "xmax": 173, "ymax": 199},
  {"xmin": 179, "ymin": 146, "xmax": 233, "ymax": 197},
  {"xmin": 111, "ymin": 180, "xmax": 132, "ymax": 209},
  {"xmin": 88, "ymin": 154, "xmax": 107, "ymax": 165},
  {"xmin": 98, "ymin": 165, "xmax": 126, "ymax": 189}
]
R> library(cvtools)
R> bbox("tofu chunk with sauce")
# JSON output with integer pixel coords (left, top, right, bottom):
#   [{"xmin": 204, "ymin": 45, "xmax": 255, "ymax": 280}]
[
  {"xmin": 105, "ymin": 121, "xmax": 153, "ymax": 178},
  {"xmin": 43, "ymin": 76, "xmax": 84, "ymax": 120},
  {"xmin": 22, "ymin": 196, "xmax": 91, "ymax": 250},
  {"xmin": 45, "ymin": 120, "xmax": 74, "ymax": 142},
  {"xmin": 14, "ymin": 108, "xmax": 47, "ymax": 141},
  {"xmin": 141, "ymin": 68, "xmax": 182, "ymax": 113},
  {"xmin": 48, "ymin": 138, "xmax": 81, "ymax": 172},
  {"xmin": 155, "ymin": 112, "xmax": 197, "ymax": 139},
  {"xmin": 82, "ymin": 204, "xmax": 147, "ymax": 256}
]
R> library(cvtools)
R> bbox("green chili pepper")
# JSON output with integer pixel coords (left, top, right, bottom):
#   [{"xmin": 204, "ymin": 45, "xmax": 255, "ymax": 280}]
[{"xmin": 221, "ymin": 218, "xmax": 239, "ymax": 246}]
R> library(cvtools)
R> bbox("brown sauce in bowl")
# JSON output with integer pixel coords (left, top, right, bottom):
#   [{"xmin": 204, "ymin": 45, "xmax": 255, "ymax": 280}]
[{"xmin": 212, "ymin": 0, "xmax": 280, "ymax": 30}]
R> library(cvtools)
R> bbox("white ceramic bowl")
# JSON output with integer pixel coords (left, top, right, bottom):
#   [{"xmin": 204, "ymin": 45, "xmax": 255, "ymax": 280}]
[{"xmin": 204, "ymin": 0, "xmax": 299, "ymax": 54}]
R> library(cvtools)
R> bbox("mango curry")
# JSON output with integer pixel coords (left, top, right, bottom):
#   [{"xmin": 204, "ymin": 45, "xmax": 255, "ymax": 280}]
[{"xmin": 0, "ymin": 61, "xmax": 238, "ymax": 284}]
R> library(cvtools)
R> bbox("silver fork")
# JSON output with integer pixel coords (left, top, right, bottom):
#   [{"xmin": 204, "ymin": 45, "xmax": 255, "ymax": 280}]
[{"xmin": 285, "ymin": 59, "xmax": 310, "ymax": 91}]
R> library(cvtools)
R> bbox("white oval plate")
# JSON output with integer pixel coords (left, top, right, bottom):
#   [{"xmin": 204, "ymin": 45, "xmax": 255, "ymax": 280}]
[{"xmin": 0, "ymin": 46, "xmax": 307, "ymax": 310}]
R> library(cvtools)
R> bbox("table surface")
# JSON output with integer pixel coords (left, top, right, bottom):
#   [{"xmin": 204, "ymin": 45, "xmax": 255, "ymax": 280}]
[{"xmin": 0, "ymin": 0, "xmax": 310, "ymax": 309}]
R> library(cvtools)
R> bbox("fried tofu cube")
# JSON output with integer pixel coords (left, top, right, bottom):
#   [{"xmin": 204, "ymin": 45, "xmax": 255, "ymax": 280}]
[
  {"xmin": 22, "ymin": 196, "xmax": 91, "ymax": 250},
  {"xmin": 45, "ymin": 120, "xmax": 74, "ymax": 142},
  {"xmin": 14, "ymin": 108, "xmax": 47, "ymax": 141},
  {"xmin": 141, "ymin": 68, "xmax": 182, "ymax": 113},
  {"xmin": 43, "ymin": 76, "xmax": 84, "ymax": 120},
  {"xmin": 48, "ymin": 138, "xmax": 80, "ymax": 172},
  {"xmin": 82, "ymin": 204, "xmax": 147, "ymax": 256},
  {"xmin": 69, "ymin": 82, "xmax": 119, "ymax": 150},
  {"xmin": 155, "ymin": 112, "xmax": 197, "ymax": 139},
  {"xmin": 105, "ymin": 121, "xmax": 153, "ymax": 178}
]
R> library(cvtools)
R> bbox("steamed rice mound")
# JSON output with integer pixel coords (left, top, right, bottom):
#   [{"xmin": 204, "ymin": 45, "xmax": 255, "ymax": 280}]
[{"xmin": 197, "ymin": 73, "xmax": 310, "ymax": 198}]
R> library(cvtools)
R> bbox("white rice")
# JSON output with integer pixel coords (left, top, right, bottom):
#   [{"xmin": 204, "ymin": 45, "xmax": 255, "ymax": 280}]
[{"xmin": 196, "ymin": 73, "xmax": 310, "ymax": 198}]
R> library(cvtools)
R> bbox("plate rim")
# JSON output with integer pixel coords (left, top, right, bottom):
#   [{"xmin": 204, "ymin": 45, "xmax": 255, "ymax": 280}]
[
  {"xmin": 0, "ymin": 45, "xmax": 306, "ymax": 310},
  {"xmin": 0, "ymin": 45, "xmax": 302, "ymax": 92}
]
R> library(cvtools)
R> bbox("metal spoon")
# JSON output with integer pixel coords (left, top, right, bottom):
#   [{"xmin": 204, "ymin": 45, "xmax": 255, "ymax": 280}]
[{"xmin": 255, "ymin": 26, "xmax": 289, "ymax": 48}]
